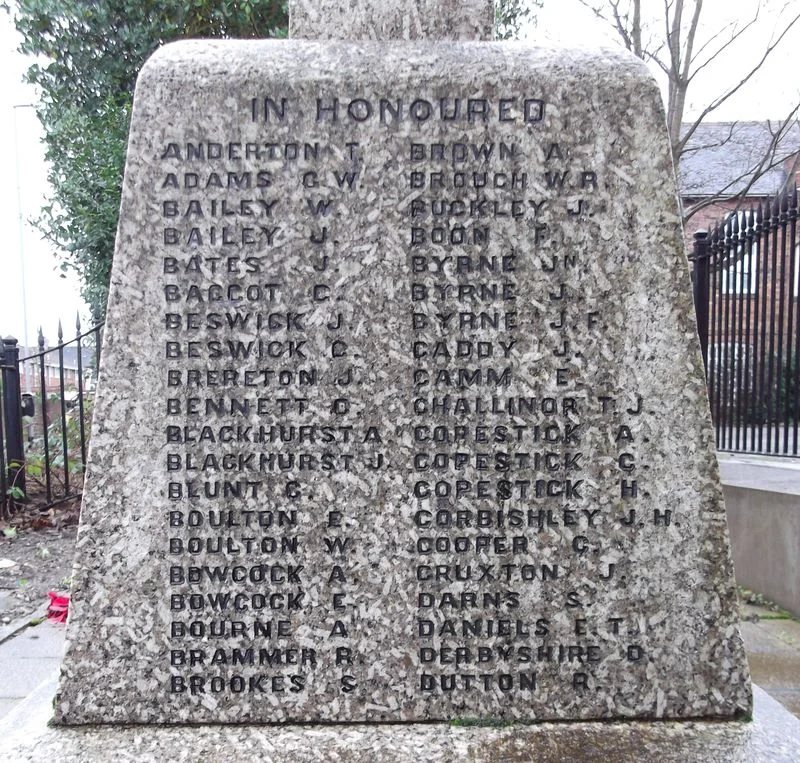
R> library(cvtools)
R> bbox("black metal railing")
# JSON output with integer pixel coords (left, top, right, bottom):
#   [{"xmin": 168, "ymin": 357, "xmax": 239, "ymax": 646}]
[
  {"xmin": 1, "ymin": 317, "xmax": 103, "ymax": 519},
  {"xmin": 691, "ymin": 184, "xmax": 800, "ymax": 455}
]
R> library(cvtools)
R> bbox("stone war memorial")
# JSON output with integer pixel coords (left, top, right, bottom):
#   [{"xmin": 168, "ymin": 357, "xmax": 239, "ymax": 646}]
[{"xmin": 3, "ymin": 0, "xmax": 800, "ymax": 760}]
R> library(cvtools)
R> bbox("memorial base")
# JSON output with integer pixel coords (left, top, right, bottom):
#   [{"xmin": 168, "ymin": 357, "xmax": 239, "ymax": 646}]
[{"xmin": 1, "ymin": 679, "xmax": 797, "ymax": 762}]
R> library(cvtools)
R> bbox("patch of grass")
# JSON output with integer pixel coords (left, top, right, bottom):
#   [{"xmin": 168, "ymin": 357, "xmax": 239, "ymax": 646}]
[{"xmin": 738, "ymin": 587, "xmax": 798, "ymax": 621}]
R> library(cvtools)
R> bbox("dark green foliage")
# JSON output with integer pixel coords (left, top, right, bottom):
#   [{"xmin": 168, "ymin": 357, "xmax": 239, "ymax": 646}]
[
  {"xmin": 495, "ymin": 0, "xmax": 540, "ymax": 40},
  {"xmin": 15, "ymin": 0, "xmax": 289, "ymax": 318},
  {"xmin": 714, "ymin": 341, "xmax": 800, "ymax": 426},
  {"xmin": 746, "ymin": 350, "xmax": 800, "ymax": 425}
]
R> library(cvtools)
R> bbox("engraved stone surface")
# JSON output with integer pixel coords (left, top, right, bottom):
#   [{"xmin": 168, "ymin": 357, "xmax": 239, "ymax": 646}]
[
  {"xmin": 56, "ymin": 39, "xmax": 751, "ymax": 725},
  {"xmin": 289, "ymin": 0, "xmax": 494, "ymax": 41}
]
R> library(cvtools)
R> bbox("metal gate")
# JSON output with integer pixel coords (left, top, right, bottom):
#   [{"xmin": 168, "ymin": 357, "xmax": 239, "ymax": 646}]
[
  {"xmin": 1, "ymin": 318, "xmax": 102, "ymax": 519},
  {"xmin": 691, "ymin": 184, "xmax": 799, "ymax": 455}
]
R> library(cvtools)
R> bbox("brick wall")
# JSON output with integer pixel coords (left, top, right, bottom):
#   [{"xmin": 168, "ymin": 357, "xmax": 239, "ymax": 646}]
[{"xmin": 683, "ymin": 196, "xmax": 764, "ymax": 254}]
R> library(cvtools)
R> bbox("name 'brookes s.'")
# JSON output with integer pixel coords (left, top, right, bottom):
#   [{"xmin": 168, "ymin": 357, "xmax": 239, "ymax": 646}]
[
  {"xmin": 251, "ymin": 96, "xmax": 547, "ymax": 124},
  {"xmin": 55, "ymin": 36, "xmax": 753, "ymax": 727}
]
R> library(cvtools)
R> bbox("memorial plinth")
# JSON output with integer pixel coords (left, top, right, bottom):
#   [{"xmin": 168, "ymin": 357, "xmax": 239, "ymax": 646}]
[{"xmin": 54, "ymin": 40, "xmax": 751, "ymax": 725}]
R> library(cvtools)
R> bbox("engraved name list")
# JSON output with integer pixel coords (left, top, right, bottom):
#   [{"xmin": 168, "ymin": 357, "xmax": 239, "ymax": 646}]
[{"xmin": 158, "ymin": 91, "xmax": 653, "ymax": 713}]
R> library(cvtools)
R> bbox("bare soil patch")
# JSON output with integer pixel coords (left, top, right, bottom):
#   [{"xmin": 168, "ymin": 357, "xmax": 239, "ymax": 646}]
[{"xmin": 0, "ymin": 493, "xmax": 79, "ymax": 627}]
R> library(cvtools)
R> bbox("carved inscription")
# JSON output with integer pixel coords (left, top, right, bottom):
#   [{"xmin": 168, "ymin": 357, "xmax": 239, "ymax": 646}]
[
  {"xmin": 51, "ymin": 41, "xmax": 752, "ymax": 727},
  {"xmin": 406, "ymin": 130, "xmax": 629, "ymax": 698},
  {"xmin": 158, "ymin": 92, "xmax": 663, "ymax": 713}
]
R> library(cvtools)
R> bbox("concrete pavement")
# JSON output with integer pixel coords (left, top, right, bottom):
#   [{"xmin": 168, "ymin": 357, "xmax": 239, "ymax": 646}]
[
  {"xmin": 740, "ymin": 603, "xmax": 800, "ymax": 719},
  {"xmin": 718, "ymin": 452, "xmax": 800, "ymax": 496},
  {"xmin": 0, "ymin": 608, "xmax": 65, "ymax": 720}
]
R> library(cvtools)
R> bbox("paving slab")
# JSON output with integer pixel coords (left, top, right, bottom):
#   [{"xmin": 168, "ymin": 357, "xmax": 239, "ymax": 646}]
[
  {"xmin": 0, "ymin": 604, "xmax": 49, "ymax": 644},
  {"xmin": 740, "ymin": 620, "xmax": 787, "ymax": 652},
  {"xmin": 0, "ymin": 619, "xmax": 66, "ymax": 659},
  {"xmin": 761, "ymin": 619, "xmax": 800, "ymax": 649},
  {"xmin": 718, "ymin": 453, "xmax": 800, "ymax": 495},
  {"xmin": 738, "ymin": 610, "xmax": 800, "ymax": 720},
  {"xmin": 0, "ymin": 698, "xmax": 18, "ymax": 718},
  {"xmin": 0, "ymin": 619, "xmax": 66, "ymax": 721},
  {"xmin": 0, "ymin": 657, "xmax": 61, "ymax": 702},
  {"xmin": 746, "ymin": 652, "xmax": 800, "ymax": 690},
  {"xmin": 766, "ymin": 690, "xmax": 800, "ymax": 718}
]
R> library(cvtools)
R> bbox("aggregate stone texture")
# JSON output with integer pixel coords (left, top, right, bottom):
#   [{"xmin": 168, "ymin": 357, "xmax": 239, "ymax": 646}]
[
  {"xmin": 56, "ymin": 40, "xmax": 752, "ymax": 724},
  {"xmin": 289, "ymin": 0, "xmax": 494, "ymax": 40},
  {"xmin": 4, "ymin": 681, "xmax": 799, "ymax": 762}
]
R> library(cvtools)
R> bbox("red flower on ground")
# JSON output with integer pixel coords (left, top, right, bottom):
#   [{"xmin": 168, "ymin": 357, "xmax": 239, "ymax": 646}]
[{"xmin": 46, "ymin": 591, "xmax": 69, "ymax": 623}]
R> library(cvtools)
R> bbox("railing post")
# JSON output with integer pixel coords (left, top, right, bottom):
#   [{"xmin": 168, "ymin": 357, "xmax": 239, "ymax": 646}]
[
  {"xmin": 1, "ymin": 336, "xmax": 26, "ymax": 506},
  {"xmin": 692, "ymin": 230, "xmax": 711, "ymax": 375},
  {"xmin": 93, "ymin": 309, "xmax": 104, "ymax": 375}
]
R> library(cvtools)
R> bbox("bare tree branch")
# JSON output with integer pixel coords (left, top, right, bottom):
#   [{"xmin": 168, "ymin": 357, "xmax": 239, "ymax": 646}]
[
  {"xmin": 687, "ymin": 12, "xmax": 760, "ymax": 81},
  {"xmin": 688, "ymin": 18, "xmax": 742, "ymax": 66},
  {"xmin": 578, "ymin": 0, "xmax": 800, "ymax": 224},
  {"xmin": 680, "ymin": 0, "xmax": 702, "ymax": 83},
  {"xmin": 777, "ymin": 152, "xmax": 800, "ymax": 196},
  {"xmin": 677, "ymin": 14, "xmax": 800, "ymax": 156},
  {"xmin": 683, "ymin": 110, "xmax": 800, "ymax": 222},
  {"xmin": 576, "ymin": 1, "xmax": 613, "ymax": 27},
  {"xmin": 632, "ymin": 0, "xmax": 642, "ymax": 56},
  {"xmin": 680, "ymin": 121, "xmax": 738, "ymax": 157},
  {"xmin": 609, "ymin": 1, "xmax": 633, "ymax": 50}
]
